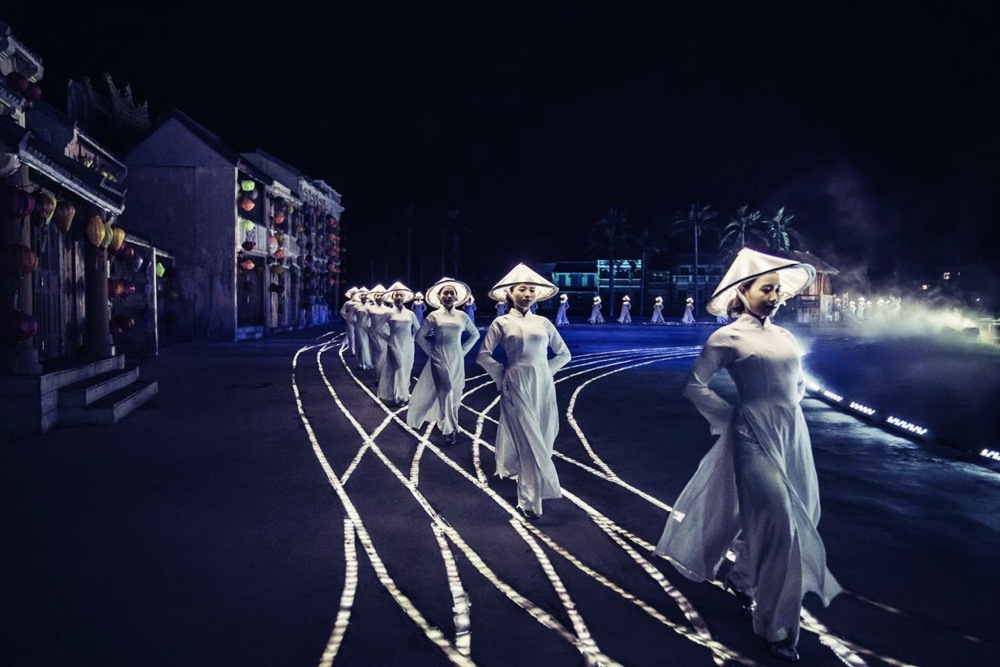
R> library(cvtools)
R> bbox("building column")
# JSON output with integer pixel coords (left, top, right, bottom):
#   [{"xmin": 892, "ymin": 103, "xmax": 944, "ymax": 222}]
[
  {"xmin": 83, "ymin": 232, "xmax": 115, "ymax": 357},
  {"xmin": 0, "ymin": 170, "xmax": 42, "ymax": 376}
]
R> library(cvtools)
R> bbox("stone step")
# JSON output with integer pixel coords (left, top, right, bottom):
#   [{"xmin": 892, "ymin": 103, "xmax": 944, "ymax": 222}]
[
  {"xmin": 59, "ymin": 379, "xmax": 160, "ymax": 426},
  {"xmin": 58, "ymin": 367, "xmax": 141, "ymax": 408}
]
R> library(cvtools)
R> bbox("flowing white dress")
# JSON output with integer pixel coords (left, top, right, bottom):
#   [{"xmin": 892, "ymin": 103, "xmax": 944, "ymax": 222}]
[
  {"xmin": 555, "ymin": 300, "xmax": 570, "ymax": 326},
  {"xmin": 340, "ymin": 300, "xmax": 358, "ymax": 354},
  {"xmin": 354, "ymin": 302, "xmax": 373, "ymax": 369},
  {"xmin": 367, "ymin": 303, "xmax": 391, "ymax": 379},
  {"xmin": 650, "ymin": 303, "xmax": 665, "ymax": 324},
  {"xmin": 617, "ymin": 301, "xmax": 632, "ymax": 323},
  {"xmin": 589, "ymin": 302, "xmax": 604, "ymax": 323},
  {"xmin": 378, "ymin": 306, "xmax": 420, "ymax": 404},
  {"xmin": 681, "ymin": 303, "xmax": 696, "ymax": 324},
  {"xmin": 406, "ymin": 307, "xmax": 481, "ymax": 436},
  {"xmin": 476, "ymin": 309, "xmax": 572, "ymax": 516},
  {"xmin": 654, "ymin": 313, "xmax": 841, "ymax": 644}
]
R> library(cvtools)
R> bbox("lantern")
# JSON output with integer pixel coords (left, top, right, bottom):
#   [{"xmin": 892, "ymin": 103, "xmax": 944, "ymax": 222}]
[
  {"xmin": 24, "ymin": 82, "xmax": 42, "ymax": 102},
  {"xmin": 247, "ymin": 189, "xmax": 259, "ymax": 201},
  {"xmin": 155, "ymin": 262, "xmax": 166, "ymax": 278},
  {"xmin": 1, "ymin": 243, "xmax": 39, "ymax": 278},
  {"xmin": 123, "ymin": 280, "xmax": 136, "ymax": 296},
  {"xmin": 100, "ymin": 221, "xmax": 114, "ymax": 249},
  {"xmin": 112, "ymin": 280, "xmax": 126, "ymax": 298},
  {"xmin": 240, "ymin": 218, "xmax": 254, "ymax": 231},
  {"xmin": 269, "ymin": 283, "xmax": 285, "ymax": 294},
  {"xmin": 241, "ymin": 241, "xmax": 255, "ymax": 251},
  {"xmin": 239, "ymin": 259, "xmax": 255, "ymax": 271},
  {"xmin": 86, "ymin": 216, "xmax": 106, "ymax": 247},
  {"xmin": 1, "ymin": 187, "xmax": 35, "ymax": 218},
  {"xmin": 274, "ymin": 248, "xmax": 286, "ymax": 259},
  {"xmin": 240, "ymin": 179, "xmax": 255, "ymax": 191},
  {"xmin": 31, "ymin": 190, "xmax": 57, "ymax": 227},
  {"xmin": 273, "ymin": 211, "xmax": 285, "ymax": 225},
  {"xmin": 5, "ymin": 72, "xmax": 28, "ymax": 93},
  {"xmin": 109, "ymin": 226, "xmax": 127, "ymax": 252},
  {"xmin": 54, "ymin": 199, "xmax": 76, "ymax": 232},
  {"xmin": 0, "ymin": 309, "xmax": 38, "ymax": 343},
  {"xmin": 239, "ymin": 197, "xmax": 255, "ymax": 212},
  {"xmin": 132, "ymin": 254, "xmax": 145, "ymax": 272}
]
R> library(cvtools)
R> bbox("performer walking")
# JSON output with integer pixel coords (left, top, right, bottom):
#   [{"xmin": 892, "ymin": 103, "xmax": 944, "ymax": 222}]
[
  {"xmin": 650, "ymin": 295, "xmax": 665, "ymax": 324},
  {"xmin": 588, "ymin": 295, "xmax": 604, "ymax": 323},
  {"xmin": 477, "ymin": 263, "xmax": 571, "ymax": 520},
  {"xmin": 353, "ymin": 287, "xmax": 373, "ymax": 370},
  {"xmin": 554, "ymin": 293, "xmax": 570, "ymax": 326},
  {"xmin": 681, "ymin": 296, "xmax": 696, "ymax": 324},
  {"xmin": 378, "ymin": 282, "xmax": 420, "ymax": 406},
  {"xmin": 412, "ymin": 291, "xmax": 426, "ymax": 326},
  {"xmin": 406, "ymin": 277, "xmax": 481, "ymax": 444},
  {"xmin": 617, "ymin": 295, "xmax": 632, "ymax": 323},
  {"xmin": 655, "ymin": 248, "xmax": 841, "ymax": 663}
]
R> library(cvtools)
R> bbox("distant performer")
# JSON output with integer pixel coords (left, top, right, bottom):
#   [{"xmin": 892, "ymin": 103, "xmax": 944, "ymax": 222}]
[
  {"xmin": 367, "ymin": 284, "xmax": 391, "ymax": 381},
  {"xmin": 650, "ymin": 296, "xmax": 665, "ymax": 324},
  {"xmin": 378, "ymin": 282, "xmax": 420, "ymax": 407},
  {"xmin": 340, "ymin": 286, "xmax": 360, "ymax": 353},
  {"xmin": 353, "ymin": 287, "xmax": 373, "ymax": 370},
  {"xmin": 555, "ymin": 293, "xmax": 570, "ymax": 326},
  {"xmin": 681, "ymin": 297, "xmax": 696, "ymax": 325},
  {"xmin": 464, "ymin": 294, "xmax": 477, "ymax": 323},
  {"xmin": 412, "ymin": 291, "xmax": 426, "ymax": 326},
  {"xmin": 495, "ymin": 299, "xmax": 508, "ymax": 318},
  {"xmin": 589, "ymin": 295, "xmax": 605, "ymax": 324},
  {"xmin": 617, "ymin": 295, "xmax": 632, "ymax": 324}
]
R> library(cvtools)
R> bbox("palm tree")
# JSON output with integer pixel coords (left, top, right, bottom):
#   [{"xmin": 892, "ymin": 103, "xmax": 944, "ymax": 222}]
[
  {"xmin": 585, "ymin": 206, "xmax": 630, "ymax": 319},
  {"xmin": 631, "ymin": 228, "xmax": 667, "ymax": 318},
  {"xmin": 671, "ymin": 202, "xmax": 718, "ymax": 314},
  {"xmin": 760, "ymin": 206, "xmax": 806, "ymax": 253},
  {"xmin": 718, "ymin": 205, "xmax": 766, "ymax": 262}
]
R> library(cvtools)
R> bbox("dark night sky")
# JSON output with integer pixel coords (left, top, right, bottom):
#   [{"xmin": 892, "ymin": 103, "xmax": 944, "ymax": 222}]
[{"xmin": 5, "ymin": 2, "xmax": 998, "ymax": 292}]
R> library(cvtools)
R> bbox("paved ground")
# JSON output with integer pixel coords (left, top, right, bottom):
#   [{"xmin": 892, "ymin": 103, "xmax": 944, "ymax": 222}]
[{"xmin": 2, "ymin": 320, "xmax": 998, "ymax": 666}]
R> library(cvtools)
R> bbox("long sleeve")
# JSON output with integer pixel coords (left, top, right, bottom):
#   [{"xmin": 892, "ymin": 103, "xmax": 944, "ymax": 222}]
[
  {"xmin": 546, "ymin": 322, "xmax": 571, "ymax": 374},
  {"xmin": 682, "ymin": 336, "xmax": 736, "ymax": 435},
  {"xmin": 460, "ymin": 313, "xmax": 481, "ymax": 355},
  {"xmin": 415, "ymin": 316, "xmax": 435, "ymax": 356},
  {"xmin": 476, "ymin": 321, "xmax": 505, "ymax": 386}
]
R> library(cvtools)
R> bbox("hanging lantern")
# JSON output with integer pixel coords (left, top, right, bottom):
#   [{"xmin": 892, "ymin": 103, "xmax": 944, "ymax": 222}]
[
  {"xmin": 109, "ymin": 226, "xmax": 127, "ymax": 252},
  {"xmin": 123, "ymin": 280, "xmax": 136, "ymax": 296},
  {"xmin": 132, "ymin": 254, "xmax": 145, "ymax": 272},
  {"xmin": 155, "ymin": 262, "xmax": 166, "ymax": 278},
  {"xmin": 120, "ymin": 245, "xmax": 135, "ymax": 260},
  {"xmin": 240, "ymin": 218, "xmax": 254, "ymax": 231},
  {"xmin": 0, "ymin": 308, "xmax": 38, "ymax": 343},
  {"xmin": 100, "ymin": 221, "xmax": 114, "ymax": 249},
  {"xmin": 273, "ymin": 211, "xmax": 285, "ymax": 225},
  {"xmin": 239, "ymin": 197, "xmax": 255, "ymax": 212},
  {"xmin": 1, "ymin": 243, "xmax": 39, "ymax": 278},
  {"xmin": 86, "ymin": 216, "xmax": 106, "ymax": 246},
  {"xmin": 1, "ymin": 187, "xmax": 35, "ymax": 218},
  {"xmin": 274, "ymin": 232, "xmax": 286, "ymax": 247},
  {"xmin": 274, "ymin": 248, "xmax": 286, "ymax": 259},
  {"xmin": 54, "ymin": 199, "xmax": 77, "ymax": 232},
  {"xmin": 241, "ymin": 241, "xmax": 255, "ymax": 252},
  {"xmin": 31, "ymin": 190, "xmax": 57, "ymax": 227},
  {"xmin": 5, "ymin": 71, "xmax": 29, "ymax": 93},
  {"xmin": 240, "ymin": 179, "xmax": 255, "ymax": 192},
  {"xmin": 239, "ymin": 259, "xmax": 255, "ymax": 271},
  {"xmin": 112, "ymin": 280, "xmax": 126, "ymax": 298},
  {"xmin": 24, "ymin": 82, "xmax": 42, "ymax": 102},
  {"xmin": 327, "ymin": 215, "xmax": 338, "ymax": 227}
]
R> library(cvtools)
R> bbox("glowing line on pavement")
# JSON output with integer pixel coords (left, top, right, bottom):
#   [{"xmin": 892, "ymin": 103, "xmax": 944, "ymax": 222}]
[
  {"xmin": 432, "ymin": 524, "xmax": 473, "ymax": 656},
  {"xmin": 318, "ymin": 519, "xmax": 359, "ymax": 667}
]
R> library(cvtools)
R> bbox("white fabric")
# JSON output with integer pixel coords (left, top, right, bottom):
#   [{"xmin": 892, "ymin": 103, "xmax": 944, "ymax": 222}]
[
  {"xmin": 681, "ymin": 302, "xmax": 696, "ymax": 324},
  {"xmin": 476, "ymin": 309, "xmax": 571, "ymax": 515},
  {"xmin": 589, "ymin": 299, "xmax": 604, "ymax": 323},
  {"xmin": 617, "ymin": 300, "xmax": 632, "ymax": 324},
  {"xmin": 555, "ymin": 299, "xmax": 570, "ymax": 326},
  {"xmin": 487, "ymin": 262, "xmax": 559, "ymax": 302},
  {"xmin": 655, "ymin": 313, "xmax": 842, "ymax": 643},
  {"xmin": 650, "ymin": 302, "xmax": 665, "ymax": 324},
  {"xmin": 378, "ymin": 305, "xmax": 420, "ymax": 404},
  {"xmin": 340, "ymin": 299, "xmax": 359, "ymax": 355},
  {"xmin": 353, "ymin": 300, "xmax": 373, "ymax": 369},
  {"xmin": 406, "ymin": 307, "xmax": 481, "ymax": 436},
  {"xmin": 367, "ymin": 301, "xmax": 392, "ymax": 378}
]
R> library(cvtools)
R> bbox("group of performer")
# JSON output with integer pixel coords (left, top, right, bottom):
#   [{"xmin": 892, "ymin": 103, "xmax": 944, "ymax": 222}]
[
  {"xmin": 582, "ymin": 294, "xmax": 700, "ymax": 325},
  {"xmin": 336, "ymin": 250, "xmax": 838, "ymax": 661}
]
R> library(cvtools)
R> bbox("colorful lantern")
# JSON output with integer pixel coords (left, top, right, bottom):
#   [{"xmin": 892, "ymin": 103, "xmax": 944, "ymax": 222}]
[
  {"xmin": 272, "ymin": 265, "xmax": 285, "ymax": 276},
  {"xmin": 241, "ymin": 241, "xmax": 255, "ymax": 251},
  {"xmin": 24, "ymin": 82, "xmax": 42, "ymax": 102},
  {"xmin": 132, "ymin": 254, "xmax": 145, "ymax": 272},
  {"xmin": 109, "ymin": 226, "xmax": 127, "ymax": 252},
  {"xmin": 240, "ymin": 218, "xmax": 254, "ymax": 231},
  {"xmin": 239, "ymin": 197, "xmax": 255, "ymax": 212},
  {"xmin": 5, "ymin": 72, "xmax": 28, "ymax": 93},
  {"xmin": 86, "ymin": 216, "xmax": 106, "ymax": 246},
  {"xmin": 273, "ymin": 211, "xmax": 285, "ymax": 225},
  {"xmin": 274, "ymin": 248, "xmax": 286, "ymax": 259},
  {"xmin": 31, "ymin": 190, "xmax": 57, "ymax": 226},
  {"xmin": 240, "ymin": 179, "xmax": 255, "ymax": 191},
  {"xmin": 155, "ymin": 262, "xmax": 166, "ymax": 278},
  {"xmin": 54, "ymin": 199, "xmax": 76, "ymax": 232},
  {"xmin": 100, "ymin": 221, "xmax": 114, "ymax": 249},
  {"xmin": 239, "ymin": 259, "xmax": 255, "ymax": 271},
  {"xmin": 1, "ymin": 243, "xmax": 39, "ymax": 278}
]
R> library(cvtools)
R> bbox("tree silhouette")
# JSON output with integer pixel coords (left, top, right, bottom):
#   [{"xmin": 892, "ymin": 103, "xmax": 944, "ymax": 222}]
[
  {"xmin": 585, "ymin": 206, "xmax": 630, "ymax": 318},
  {"xmin": 670, "ymin": 202, "xmax": 718, "ymax": 314},
  {"xmin": 760, "ymin": 206, "xmax": 806, "ymax": 253},
  {"xmin": 718, "ymin": 204, "xmax": 766, "ymax": 263}
]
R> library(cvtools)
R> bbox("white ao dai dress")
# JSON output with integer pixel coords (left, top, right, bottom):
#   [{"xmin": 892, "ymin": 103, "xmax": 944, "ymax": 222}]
[{"xmin": 378, "ymin": 306, "xmax": 420, "ymax": 404}]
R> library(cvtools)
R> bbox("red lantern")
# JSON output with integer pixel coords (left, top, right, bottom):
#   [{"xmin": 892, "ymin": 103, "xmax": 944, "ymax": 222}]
[
  {"xmin": 1, "ymin": 309, "xmax": 38, "ymax": 343},
  {"xmin": 239, "ymin": 259, "xmax": 255, "ymax": 271},
  {"xmin": 24, "ymin": 82, "xmax": 42, "ymax": 102},
  {"xmin": 1, "ymin": 243, "xmax": 38, "ymax": 278},
  {"xmin": 239, "ymin": 197, "xmax": 255, "ymax": 212},
  {"xmin": 274, "ymin": 248, "xmax": 286, "ymax": 259},
  {"xmin": 5, "ymin": 72, "xmax": 28, "ymax": 93}
]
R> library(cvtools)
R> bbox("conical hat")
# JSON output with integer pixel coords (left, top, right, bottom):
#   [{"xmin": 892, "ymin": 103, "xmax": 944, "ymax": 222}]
[
  {"xmin": 413, "ymin": 291, "xmax": 424, "ymax": 301},
  {"xmin": 487, "ymin": 262, "xmax": 559, "ymax": 302},
  {"xmin": 352, "ymin": 286, "xmax": 370, "ymax": 302},
  {"xmin": 384, "ymin": 280, "xmax": 414, "ymax": 303},
  {"xmin": 706, "ymin": 248, "xmax": 816, "ymax": 317},
  {"xmin": 622, "ymin": 295, "xmax": 630, "ymax": 301},
  {"xmin": 560, "ymin": 294, "xmax": 568, "ymax": 301},
  {"xmin": 345, "ymin": 286, "xmax": 358, "ymax": 298},
  {"xmin": 425, "ymin": 277, "xmax": 471, "ymax": 308}
]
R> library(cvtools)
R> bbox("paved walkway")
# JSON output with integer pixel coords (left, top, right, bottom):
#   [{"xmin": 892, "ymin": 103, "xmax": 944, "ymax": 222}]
[{"xmin": 2, "ymin": 323, "xmax": 997, "ymax": 666}]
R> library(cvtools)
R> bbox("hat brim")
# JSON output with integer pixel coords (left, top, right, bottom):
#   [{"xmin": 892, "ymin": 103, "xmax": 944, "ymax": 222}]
[
  {"xmin": 425, "ymin": 278, "xmax": 471, "ymax": 308},
  {"xmin": 705, "ymin": 262, "xmax": 815, "ymax": 316},
  {"xmin": 488, "ymin": 282, "xmax": 559, "ymax": 303}
]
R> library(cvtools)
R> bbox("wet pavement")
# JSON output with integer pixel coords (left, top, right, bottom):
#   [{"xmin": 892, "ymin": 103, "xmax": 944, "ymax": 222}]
[{"xmin": 2, "ymin": 319, "xmax": 998, "ymax": 666}]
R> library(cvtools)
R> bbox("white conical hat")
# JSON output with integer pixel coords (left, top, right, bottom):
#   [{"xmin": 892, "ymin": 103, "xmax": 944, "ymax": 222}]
[
  {"xmin": 622, "ymin": 295, "xmax": 630, "ymax": 301},
  {"xmin": 560, "ymin": 294, "xmax": 568, "ymax": 301},
  {"xmin": 425, "ymin": 277, "xmax": 471, "ymax": 308},
  {"xmin": 413, "ymin": 291, "xmax": 424, "ymax": 301},
  {"xmin": 384, "ymin": 281, "xmax": 414, "ymax": 303},
  {"xmin": 487, "ymin": 262, "xmax": 559, "ymax": 302},
  {"xmin": 352, "ymin": 286, "xmax": 370, "ymax": 302},
  {"xmin": 655, "ymin": 296, "xmax": 663, "ymax": 302},
  {"xmin": 706, "ymin": 247, "xmax": 816, "ymax": 317},
  {"xmin": 345, "ymin": 286, "xmax": 358, "ymax": 298}
]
